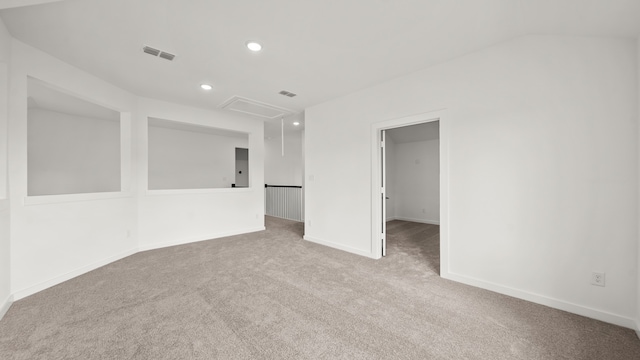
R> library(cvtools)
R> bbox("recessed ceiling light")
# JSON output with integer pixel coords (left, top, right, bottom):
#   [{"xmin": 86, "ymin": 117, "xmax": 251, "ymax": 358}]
[
  {"xmin": 200, "ymin": 84, "xmax": 213, "ymax": 90},
  {"xmin": 293, "ymin": 122, "xmax": 300, "ymax": 126},
  {"xmin": 246, "ymin": 41, "xmax": 262, "ymax": 52}
]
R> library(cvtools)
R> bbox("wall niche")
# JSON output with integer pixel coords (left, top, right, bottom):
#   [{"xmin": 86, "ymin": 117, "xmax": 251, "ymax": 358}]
[{"xmin": 27, "ymin": 77, "xmax": 122, "ymax": 196}]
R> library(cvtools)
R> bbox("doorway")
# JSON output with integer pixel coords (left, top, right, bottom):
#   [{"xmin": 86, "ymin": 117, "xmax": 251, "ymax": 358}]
[
  {"xmin": 385, "ymin": 121, "xmax": 440, "ymax": 226},
  {"xmin": 371, "ymin": 110, "xmax": 450, "ymax": 275},
  {"xmin": 235, "ymin": 147, "xmax": 249, "ymax": 187}
]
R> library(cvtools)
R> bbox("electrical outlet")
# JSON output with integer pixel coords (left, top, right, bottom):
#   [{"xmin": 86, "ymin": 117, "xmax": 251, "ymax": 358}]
[{"xmin": 591, "ymin": 272, "xmax": 605, "ymax": 287}]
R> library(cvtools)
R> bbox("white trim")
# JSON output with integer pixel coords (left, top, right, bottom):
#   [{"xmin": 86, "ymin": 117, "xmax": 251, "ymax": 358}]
[
  {"xmin": 304, "ymin": 235, "xmax": 375, "ymax": 259},
  {"xmin": 0, "ymin": 295, "xmax": 12, "ymax": 320},
  {"xmin": 12, "ymin": 248, "xmax": 137, "ymax": 301},
  {"xmin": 24, "ymin": 191, "xmax": 132, "ymax": 206},
  {"xmin": 371, "ymin": 109, "xmax": 449, "ymax": 263},
  {"xmin": 268, "ymin": 215, "xmax": 304, "ymax": 223},
  {"xmin": 138, "ymin": 227, "xmax": 266, "ymax": 252},
  {"xmin": 443, "ymin": 271, "xmax": 638, "ymax": 330},
  {"xmin": 390, "ymin": 216, "xmax": 440, "ymax": 225}
]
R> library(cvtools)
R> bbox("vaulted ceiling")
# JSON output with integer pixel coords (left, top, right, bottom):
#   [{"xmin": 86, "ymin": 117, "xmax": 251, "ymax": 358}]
[{"xmin": 2, "ymin": 0, "xmax": 640, "ymax": 130}]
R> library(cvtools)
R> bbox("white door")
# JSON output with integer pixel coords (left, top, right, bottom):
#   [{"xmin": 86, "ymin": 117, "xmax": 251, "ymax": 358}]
[{"xmin": 381, "ymin": 130, "xmax": 387, "ymax": 256}]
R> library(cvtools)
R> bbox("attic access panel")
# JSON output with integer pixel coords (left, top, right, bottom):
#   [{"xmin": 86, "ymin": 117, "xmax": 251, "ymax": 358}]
[{"xmin": 219, "ymin": 96, "xmax": 293, "ymax": 119}]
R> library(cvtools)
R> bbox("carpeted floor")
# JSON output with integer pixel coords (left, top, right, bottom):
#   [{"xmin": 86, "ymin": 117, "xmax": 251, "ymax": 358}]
[{"xmin": 1, "ymin": 216, "xmax": 639, "ymax": 359}]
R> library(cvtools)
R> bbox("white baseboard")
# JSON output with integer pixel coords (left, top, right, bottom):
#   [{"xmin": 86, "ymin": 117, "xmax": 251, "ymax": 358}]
[
  {"xmin": 138, "ymin": 226, "xmax": 266, "ymax": 252},
  {"xmin": 266, "ymin": 214, "xmax": 304, "ymax": 223},
  {"xmin": 303, "ymin": 235, "xmax": 375, "ymax": 259},
  {"xmin": 389, "ymin": 216, "xmax": 440, "ymax": 225},
  {"xmin": 636, "ymin": 319, "xmax": 640, "ymax": 339},
  {"xmin": 441, "ymin": 271, "xmax": 637, "ymax": 330},
  {"xmin": 12, "ymin": 248, "xmax": 138, "ymax": 301},
  {"xmin": 0, "ymin": 295, "xmax": 12, "ymax": 320}
]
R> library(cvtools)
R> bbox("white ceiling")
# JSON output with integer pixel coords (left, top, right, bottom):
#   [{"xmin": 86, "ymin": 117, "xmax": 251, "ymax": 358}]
[
  {"xmin": 0, "ymin": 0, "xmax": 63, "ymax": 10},
  {"xmin": 2, "ymin": 0, "xmax": 640, "ymax": 128},
  {"xmin": 28, "ymin": 76, "xmax": 120, "ymax": 121},
  {"xmin": 148, "ymin": 117, "xmax": 248, "ymax": 139}
]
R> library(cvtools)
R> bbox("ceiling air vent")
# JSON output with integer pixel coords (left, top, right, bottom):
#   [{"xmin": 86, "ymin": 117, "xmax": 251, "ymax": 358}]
[
  {"xmin": 142, "ymin": 45, "xmax": 176, "ymax": 61},
  {"xmin": 219, "ymin": 96, "xmax": 293, "ymax": 119},
  {"xmin": 158, "ymin": 51, "xmax": 176, "ymax": 61},
  {"xmin": 279, "ymin": 90, "xmax": 297, "ymax": 98},
  {"xmin": 143, "ymin": 46, "xmax": 161, "ymax": 56}
]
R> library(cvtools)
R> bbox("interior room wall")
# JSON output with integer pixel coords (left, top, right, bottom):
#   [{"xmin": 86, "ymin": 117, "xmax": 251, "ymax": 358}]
[
  {"xmin": 393, "ymin": 139, "xmax": 439, "ymax": 224},
  {"xmin": 147, "ymin": 124, "xmax": 248, "ymax": 190},
  {"xmin": 384, "ymin": 134, "xmax": 396, "ymax": 221},
  {"xmin": 136, "ymin": 97, "xmax": 265, "ymax": 251},
  {"xmin": 264, "ymin": 131, "xmax": 303, "ymax": 186},
  {"xmin": 28, "ymin": 108, "xmax": 120, "ymax": 195},
  {"xmin": 0, "ymin": 16, "xmax": 12, "ymax": 319},
  {"xmin": 0, "ymin": 199, "xmax": 8, "ymax": 318},
  {"xmin": 305, "ymin": 35, "xmax": 638, "ymax": 328},
  {"xmin": 637, "ymin": 35, "xmax": 640, "ymax": 335},
  {"xmin": 8, "ymin": 39, "xmax": 138, "ymax": 300},
  {"xmin": 0, "ymin": 14, "xmax": 9, "ymax": 200},
  {"xmin": 2, "ymin": 32, "xmax": 266, "ymax": 305}
]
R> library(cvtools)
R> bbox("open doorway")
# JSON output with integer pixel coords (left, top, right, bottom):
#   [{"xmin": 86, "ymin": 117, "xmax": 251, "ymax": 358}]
[
  {"xmin": 383, "ymin": 122, "xmax": 440, "ymax": 273},
  {"xmin": 235, "ymin": 147, "xmax": 249, "ymax": 187},
  {"xmin": 371, "ymin": 110, "xmax": 449, "ymax": 275},
  {"xmin": 385, "ymin": 122, "xmax": 440, "ymax": 225}
]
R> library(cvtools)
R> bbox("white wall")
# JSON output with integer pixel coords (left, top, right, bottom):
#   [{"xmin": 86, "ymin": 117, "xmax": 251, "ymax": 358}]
[
  {"xmin": 265, "ymin": 131, "xmax": 303, "ymax": 186},
  {"xmin": 637, "ymin": 35, "xmax": 640, "ymax": 335},
  {"xmin": 0, "ymin": 15, "xmax": 9, "ymax": 200},
  {"xmin": 5, "ymin": 38, "xmax": 266, "ymax": 301},
  {"xmin": 8, "ymin": 39, "xmax": 138, "ymax": 299},
  {"xmin": 393, "ymin": 139, "xmax": 439, "ymax": 224},
  {"xmin": 28, "ymin": 108, "xmax": 120, "ymax": 195},
  {"xmin": 384, "ymin": 134, "xmax": 396, "ymax": 221},
  {"xmin": 148, "ymin": 125, "xmax": 248, "ymax": 190},
  {"xmin": 0, "ymin": 199, "xmax": 9, "ymax": 318},
  {"xmin": 137, "ymin": 98, "xmax": 264, "ymax": 251},
  {"xmin": 0, "ymin": 16, "xmax": 12, "ymax": 319},
  {"xmin": 305, "ymin": 35, "xmax": 638, "ymax": 328}
]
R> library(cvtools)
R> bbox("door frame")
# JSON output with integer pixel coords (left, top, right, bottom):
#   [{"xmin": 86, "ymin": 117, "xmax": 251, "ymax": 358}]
[{"xmin": 370, "ymin": 109, "xmax": 450, "ymax": 274}]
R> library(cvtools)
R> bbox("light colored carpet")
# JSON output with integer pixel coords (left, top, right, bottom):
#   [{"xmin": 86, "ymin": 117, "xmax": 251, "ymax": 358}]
[{"xmin": 1, "ymin": 216, "xmax": 639, "ymax": 359}]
